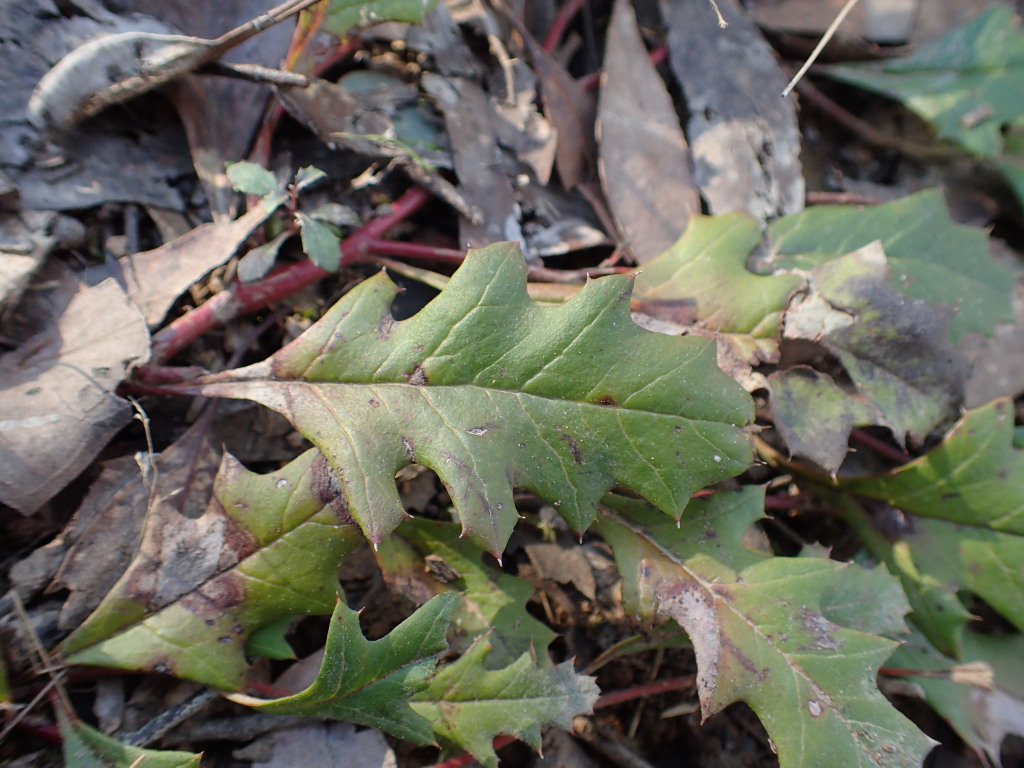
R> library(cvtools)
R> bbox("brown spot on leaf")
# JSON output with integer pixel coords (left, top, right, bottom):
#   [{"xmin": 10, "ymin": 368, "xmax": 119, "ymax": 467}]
[
  {"xmin": 368, "ymin": 398, "xmax": 382, "ymax": 408},
  {"xmin": 407, "ymin": 365, "xmax": 428, "ymax": 386},
  {"xmin": 377, "ymin": 315, "xmax": 396, "ymax": 339},
  {"xmin": 180, "ymin": 572, "xmax": 245, "ymax": 617},
  {"xmin": 401, "ymin": 436, "xmax": 416, "ymax": 463},
  {"xmin": 799, "ymin": 607, "xmax": 843, "ymax": 651},
  {"xmin": 594, "ymin": 395, "xmax": 617, "ymax": 406},
  {"xmin": 312, "ymin": 453, "xmax": 354, "ymax": 523},
  {"xmin": 562, "ymin": 434, "xmax": 583, "ymax": 464}
]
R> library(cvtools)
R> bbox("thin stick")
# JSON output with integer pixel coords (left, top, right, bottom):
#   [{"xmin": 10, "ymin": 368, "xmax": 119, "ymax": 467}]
[{"xmin": 781, "ymin": 0, "xmax": 860, "ymax": 97}]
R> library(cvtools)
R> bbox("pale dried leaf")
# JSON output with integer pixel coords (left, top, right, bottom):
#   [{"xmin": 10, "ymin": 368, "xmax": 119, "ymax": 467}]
[
  {"xmin": 598, "ymin": 0, "xmax": 698, "ymax": 263},
  {"xmin": 0, "ymin": 272, "xmax": 149, "ymax": 514}
]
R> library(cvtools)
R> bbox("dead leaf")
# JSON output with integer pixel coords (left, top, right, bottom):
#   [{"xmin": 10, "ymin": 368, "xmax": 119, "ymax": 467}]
[
  {"xmin": 86, "ymin": 193, "xmax": 285, "ymax": 326},
  {"xmin": 524, "ymin": 543, "xmax": 597, "ymax": 600},
  {"xmin": 53, "ymin": 423, "xmax": 220, "ymax": 629},
  {"xmin": 0, "ymin": 268, "xmax": 150, "ymax": 514},
  {"xmin": 235, "ymin": 722, "xmax": 398, "ymax": 768},
  {"xmin": 122, "ymin": 0, "xmax": 308, "ymax": 219},
  {"xmin": 597, "ymin": 0, "xmax": 698, "ymax": 264},
  {"xmin": 660, "ymin": 0, "xmax": 804, "ymax": 222}
]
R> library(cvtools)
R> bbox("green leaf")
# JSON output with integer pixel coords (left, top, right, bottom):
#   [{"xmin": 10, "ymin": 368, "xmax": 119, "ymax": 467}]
[
  {"xmin": 768, "ymin": 189, "xmax": 1013, "ymax": 341},
  {"xmin": 378, "ymin": 519, "xmax": 557, "ymax": 665},
  {"xmin": 61, "ymin": 450, "xmax": 364, "ymax": 690},
  {"xmin": 410, "ymin": 637, "xmax": 600, "ymax": 768},
  {"xmin": 227, "ymin": 160, "xmax": 280, "ymax": 197},
  {"xmin": 823, "ymin": 6, "xmax": 1024, "ymax": 158},
  {"xmin": 235, "ymin": 593, "xmax": 460, "ymax": 744},
  {"xmin": 295, "ymin": 164, "xmax": 328, "ymax": 190},
  {"xmin": 824, "ymin": 488, "xmax": 972, "ymax": 659},
  {"xmin": 771, "ymin": 242, "xmax": 967, "ymax": 471},
  {"xmin": 238, "ymin": 231, "xmax": 291, "ymax": 283},
  {"xmin": 321, "ymin": 0, "xmax": 439, "ymax": 39},
  {"xmin": 185, "ymin": 242, "xmax": 753, "ymax": 555},
  {"xmin": 58, "ymin": 708, "xmax": 201, "ymax": 768},
  {"xmin": 886, "ymin": 628, "xmax": 1024, "ymax": 764},
  {"xmin": 296, "ymin": 211, "xmax": 342, "ymax": 272},
  {"xmin": 842, "ymin": 399, "xmax": 1024, "ymax": 535},
  {"xmin": 633, "ymin": 213, "xmax": 803, "ymax": 337},
  {"xmin": 596, "ymin": 488, "xmax": 935, "ymax": 768},
  {"xmin": 245, "ymin": 615, "xmax": 298, "ymax": 660}
]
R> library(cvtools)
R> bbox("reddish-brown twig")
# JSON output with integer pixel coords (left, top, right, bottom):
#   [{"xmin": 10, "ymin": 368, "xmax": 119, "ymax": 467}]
[
  {"xmin": 543, "ymin": 0, "xmax": 588, "ymax": 54},
  {"xmin": 146, "ymin": 187, "xmax": 429, "ymax": 366}
]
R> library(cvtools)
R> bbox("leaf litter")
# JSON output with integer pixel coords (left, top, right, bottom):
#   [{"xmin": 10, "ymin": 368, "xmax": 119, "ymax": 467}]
[{"xmin": 3, "ymin": 2, "xmax": 1024, "ymax": 768}]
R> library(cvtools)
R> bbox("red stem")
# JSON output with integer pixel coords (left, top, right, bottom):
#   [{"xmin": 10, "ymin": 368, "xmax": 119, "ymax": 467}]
[
  {"xmin": 849, "ymin": 429, "xmax": 912, "ymax": 465},
  {"xmin": 594, "ymin": 674, "xmax": 696, "ymax": 708},
  {"xmin": 361, "ymin": 237, "xmax": 466, "ymax": 265},
  {"xmin": 147, "ymin": 187, "xmax": 430, "ymax": 366},
  {"xmin": 543, "ymin": 0, "xmax": 588, "ymax": 54}
]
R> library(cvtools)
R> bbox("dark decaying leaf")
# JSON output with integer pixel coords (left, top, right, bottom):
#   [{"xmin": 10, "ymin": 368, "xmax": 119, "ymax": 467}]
[
  {"xmin": 768, "ymin": 189, "xmax": 1012, "ymax": 341},
  {"xmin": 61, "ymin": 449, "xmax": 364, "ymax": 690},
  {"xmin": 597, "ymin": 0, "xmax": 698, "ymax": 264},
  {"xmin": 772, "ymin": 242, "xmax": 967, "ymax": 470},
  {"xmin": 659, "ymin": 0, "xmax": 803, "ymax": 221},
  {"xmin": 53, "ymin": 422, "xmax": 220, "ymax": 630},
  {"xmin": 183, "ymin": 242, "xmax": 753, "ymax": 555},
  {"xmin": 0, "ymin": 269, "xmax": 149, "ymax": 514}
]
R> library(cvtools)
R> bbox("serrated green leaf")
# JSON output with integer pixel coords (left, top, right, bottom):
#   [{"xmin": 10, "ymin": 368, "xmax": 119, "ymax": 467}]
[
  {"xmin": 61, "ymin": 450, "xmax": 364, "ymax": 690},
  {"xmin": 296, "ymin": 211, "xmax": 342, "ymax": 272},
  {"xmin": 227, "ymin": 161, "xmax": 281, "ymax": 197},
  {"xmin": 771, "ymin": 242, "xmax": 967, "ymax": 470},
  {"xmin": 185, "ymin": 242, "xmax": 753, "ymax": 555},
  {"xmin": 58, "ymin": 708, "xmax": 201, "ymax": 768},
  {"xmin": 838, "ymin": 441, "xmax": 1024, "ymax": 650},
  {"xmin": 823, "ymin": 6, "xmax": 1024, "ymax": 159},
  {"xmin": 235, "ymin": 593, "xmax": 459, "ymax": 744},
  {"xmin": 596, "ymin": 488, "xmax": 934, "ymax": 768},
  {"xmin": 410, "ymin": 637, "xmax": 599, "ymax": 768},
  {"xmin": 379, "ymin": 519, "xmax": 557, "ymax": 665},
  {"xmin": 321, "ymin": 0, "xmax": 439, "ymax": 39},
  {"xmin": 768, "ymin": 189, "xmax": 1012, "ymax": 340}
]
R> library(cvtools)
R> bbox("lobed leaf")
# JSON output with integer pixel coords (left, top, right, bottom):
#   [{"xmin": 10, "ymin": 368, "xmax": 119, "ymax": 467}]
[
  {"xmin": 185, "ymin": 242, "xmax": 753, "ymax": 555},
  {"xmin": 596, "ymin": 488, "xmax": 934, "ymax": 768},
  {"xmin": 58, "ymin": 708, "xmax": 201, "ymax": 768},
  {"xmin": 823, "ymin": 6, "xmax": 1024, "ymax": 156},
  {"xmin": 61, "ymin": 449, "xmax": 364, "ymax": 690},
  {"xmin": 410, "ymin": 637, "xmax": 600, "ymax": 768},
  {"xmin": 378, "ymin": 518, "xmax": 557, "ymax": 665},
  {"xmin": 234, "ymin": 593, "xmax": 460, "ymax": 744}
]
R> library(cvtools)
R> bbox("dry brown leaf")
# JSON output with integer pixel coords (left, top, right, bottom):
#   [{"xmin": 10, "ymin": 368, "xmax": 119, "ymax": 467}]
[
  {"xmin": 597, "ymin": 0, "xmax": 698, "ymax": 264},
  {"xmin": 0, "ymin": 269, "xmax": 150, "ymax": 514},
  {"xmin": 86, "ymin": 195, "xmax": 284, "ymax": 327},
  {"xmin": 53, "ymin": 423, "xmax": 220, "ymax": 629}
]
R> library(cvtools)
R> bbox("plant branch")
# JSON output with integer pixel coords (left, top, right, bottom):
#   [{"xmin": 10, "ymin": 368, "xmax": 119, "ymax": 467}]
[{"xmin": 146, "ymin": 187, "xmax": 430, "ymax": 366}]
